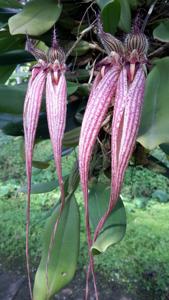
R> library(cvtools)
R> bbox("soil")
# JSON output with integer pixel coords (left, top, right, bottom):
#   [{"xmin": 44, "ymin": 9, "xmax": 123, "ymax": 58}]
[
  {"xmin": 0, "ymin": 262, "xmax": 159, "ymax": 300},
  {"xmin": 0, "ymin": 266, "xmax": 135, "ymax": 300}
]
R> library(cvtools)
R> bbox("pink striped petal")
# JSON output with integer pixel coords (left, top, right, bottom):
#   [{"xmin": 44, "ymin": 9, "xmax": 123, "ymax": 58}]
[
  {"xmin": 79, "ymin": 66, "xmax": 121, "ymax": 214},
  {"xmin": 93, "ymin": 66, "xmax": 145, "ymax": 242},
  {"xmin": 46, "ymin": 71, "xmax": 67, "ymax": 203},
  {"xmin": 24, "ymin": 68, "xmax": 46, "ymax": 204},
  {"xmin": 45, "ymin": 71, "xmax": 67, "ymax": 289},
  {"xmin": 24, "ymin": 70, "xmax": 46, "ymax": 171},
  {"xmin": 115, "ymin": 67, "xmax": 146, "ymax": 200},
  {"xmin": 79, "ymin": 65, "xmax": 121, "ymax": 298},
  {"xmin": 23, "ymin": 66, "xmax": 40, "ymax": 113},
  {"xmin": 111, "ymin": 67, "xmax": 128, "ymax": 179},
  {"xmin": 87, "ymin": 71, "xmax": 102, "ymax": 106}
]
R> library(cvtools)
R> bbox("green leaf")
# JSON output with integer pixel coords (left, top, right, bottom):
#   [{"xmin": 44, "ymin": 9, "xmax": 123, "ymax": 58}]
[
  {"xmin": 77, "ymin": 83, "xmax": 90, "ymax": 97},
  {"xmin": 0, "ymin": 30, "xmax": 24, "ymax": 53},
  {"xmin": 8, "ymin": 0, "xmax": 62, "ymax": 36},
  {"xmin": 138, "ymin": 57, "xmax": 169, "ymax": 149},
  {"xmin": 69, "ymin": 40, "xmax": 91, "ymax": 56},
  {"xmin": 99, "ymin": 0, "xmax": 121, "ymax": 35},
  {"xmin": 160, "ymin": 143, "xmax": 169, "ymax": 156},
  {"xmin": 118, "ymin": 0, "xmax": 131, "ymax": 32},
  {"xmin": 89, "ymin": 182, "xmax": 126, "ymax": 255},
  {"xmin": 0, "ymin": 65, "xmax": 16, "ymax": 83},
  {"xmin": 153, "ymin": 20, "xmax": 169, "ymax": 42},
  {"xmin": 96, "ymin": 0, "xmax": 111, "ymax": 9},
  {"xmin": 19, "ymin": 179, "xmax": 59, "ymax": 194},
  {"xmin": 0, "ymin": 0, "xmax": 22, "ymax": 8},
  {"xmin": 0, "ymin": 14, "xmax": 9, "ymax": 29},
  {"xmin": 1, "ymin": 105, "xmax": 80, "ymax": 139},
  {"xmin": 71, "ymin": 23, "xmax": 88, "ymax": 36},
  {"xmin": 19, "ymin": 174, "xmax": 69, "ymax": 194},
  {"xmin": 0, "ymin": 50, "xmax": 33, "ymax": 65},
  {"xmin": 0, "ymin": 83, "xmax": 26, "ymax": 114},
  {"xmin": 0, "ymin": 83, "xmax": 46, "ymax": 115},
  {"xmin": 66, "ymin": 69, "xmax": 89, "ymax": 82},
  {"xmin": 63, "ymin": 127, "xmax": 81, "ymax": 147},
  {"xmin": 32, "ymin": 160, "xmax": 50, "ymax": 169},
  {"xmin": 33, "ymin": 196, "xmax": 80, "ymax": 300},
  {"xmin": 128, "ymin": 0, "xmax": 139, "ymax": 7},
  {"xmin": 59, "ymin": 17, "xmax": 77, "ymax": 30},
  {"xmin": 67, "ymin": 81, "xmax": 78, "ymax": 95}
]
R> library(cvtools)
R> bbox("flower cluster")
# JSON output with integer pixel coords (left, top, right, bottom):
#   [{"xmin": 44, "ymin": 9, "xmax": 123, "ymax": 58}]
[
  {"xmin": 78, "ymin": 21, "xmax": 148, "ymax": 298},
  {"xmin": 24, "ymin": 21, "xmax": 148, "ymax": 300}
]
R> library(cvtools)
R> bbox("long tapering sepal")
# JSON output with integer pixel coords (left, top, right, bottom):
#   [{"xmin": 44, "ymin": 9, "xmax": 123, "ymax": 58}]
[
  {"xmin": 23, "ymin": 69, "xmax": 46, "ymax": 299},
  {"xmin": 46, "ymin": 71, "xmax": 67, "ymax": 203},
  {"xmin": 93, "ymin": 66, "xmax": 146, "ymax": 243},
  {"xmin": 79, "ymin": 65, "xmax": 121, "ymax": 299},
  {"xmin": 45, "ymin": 71, "xmax": 67, "ymax": 294},
  {"xmin": 115, "ymin": 67, "xmax": 146, "ymax": 201}
]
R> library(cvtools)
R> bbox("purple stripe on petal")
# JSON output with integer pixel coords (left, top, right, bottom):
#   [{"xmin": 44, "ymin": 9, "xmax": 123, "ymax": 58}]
[
  {"xmin": 46, "ymin": 71, "xmax": 67, "ymax": 203},
  {"xmin": 45, "ymin": 71, "xmax": 67, "ymax": 293},
  {"xmin": 79, "ymin": 65, "xmax": 121, "ymax": 299},
  {"xmin": 114, "ymin": 67, "xmax": 145, "ymax": 201},
  {"xmin": 87, "ymin": 71, "xmax": 102, "ymax": 107},
  {"xmin": 93, "ymin": 66, "xmax": 145, "ymax": 243},
  {"xmin": 111, "ymin": 67, "xmax": 128, "ymax": 181}
]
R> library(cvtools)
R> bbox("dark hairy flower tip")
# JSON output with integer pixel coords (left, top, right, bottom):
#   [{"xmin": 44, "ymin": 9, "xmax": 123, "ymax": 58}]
[
  {"xmin": 96, "ymin": 16, "xmax": 124, "ymax": 57},
  {"xmin": 125, "ymin": 33, "xmax": 148, "ymax": 63},
  {"xmin": 48, "ymin": 29, "xmax": 66, "ymax": 65},
  {"xmin": 25, "ymin": 38, "xmax": 47, "ymax": 62}
]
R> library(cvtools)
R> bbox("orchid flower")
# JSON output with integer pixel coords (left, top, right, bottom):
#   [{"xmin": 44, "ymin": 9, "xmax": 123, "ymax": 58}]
[
  {"xmin": 93, "ymin": 30, "xmax": 148, "ymax": 241},
  {"xmin": 78, "ymin": 20, "xmax": 148, "ymax": 299},
  {"xmin": 24, "ymin": 34, "xmax": 67, "ymax": 297}
]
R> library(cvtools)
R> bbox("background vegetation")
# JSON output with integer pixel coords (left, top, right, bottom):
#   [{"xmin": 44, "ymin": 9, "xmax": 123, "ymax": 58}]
[{"xmin": 1, "ymin": 131, "xmax": 169, "ymax": 299}]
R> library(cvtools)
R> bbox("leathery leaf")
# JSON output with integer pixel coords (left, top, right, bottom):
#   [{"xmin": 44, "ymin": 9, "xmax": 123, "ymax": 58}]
[
  {"xmin": 62, "ymin": 127, "xmax": 81, "ymax": 148},
  {"xmin": 8, "ymin": 0, "xmax": 62, "ymax": 36},
  {"xmin": 33, "ymin": 196, "xmax": 80, "ymax": 300},
  {"xmin": 153, "ymin": 20, "xmax": 169, "ymax": 42},
  {"xmin": 89, "ymin": 182, "xmax": 126, "ymax": 255},
  {"xmin": 0, "ymin": 0, "xmax": 22, "ymax": 8},
  {"xmin": 0, "ymin": 65, "xmax": 16, "ymax": 84},
  {"xmin": 118, "ymin": 0, "xmax": 131, "ymax": 32},
  {"xmin": 138, "ymin": 57, "xmax": 169, "ymax": 149},
  {"xmin": 97, "ymin": 0, "xmax": 121, "ymax": 35},
  {"xmin": 19, "ymin": 179, "xmax": 59, "ymax": 194}
]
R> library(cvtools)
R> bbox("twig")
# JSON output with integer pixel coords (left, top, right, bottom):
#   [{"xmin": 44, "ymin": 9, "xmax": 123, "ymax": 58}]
[
  {"xmin": 65, "ymin": 24, "xmax": 94, "ymax": 60},
  {"xmin": 90, "ymin": 42, "xmax": 105, "ymax": 53},
  {"xmin": 77, "ymin": 1, "xmax": 96, "ymax": 37},
  {"xmin": 141, "ymin": 0, "xmax": 158, "ymax": 32},
  {"xmin": 148, "ymin": 43, "xmax": 169, "ymax": 57},
  {"xmin": 88, "ymin": 58, "xmax": 97, "ymax": 84}
]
